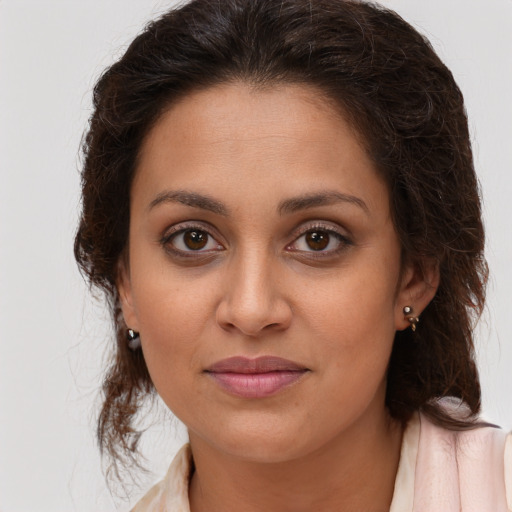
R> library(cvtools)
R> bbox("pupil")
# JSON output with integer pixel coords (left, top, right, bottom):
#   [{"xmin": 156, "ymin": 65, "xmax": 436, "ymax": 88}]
[
  {"xmin": 306, "ymin": 231, "xmax": 329, "ymax": 251},
  {"xmin": 184, "ymin": 230, "xmax": 208, "ymax": 250}
]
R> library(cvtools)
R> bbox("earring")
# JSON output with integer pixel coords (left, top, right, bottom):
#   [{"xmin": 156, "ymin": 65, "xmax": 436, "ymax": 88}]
[
  {"xmin": 403, "ymin": 306, "xmax": 420, "ymax": 332},
  {"xmin": 127, "ymin": 329, "xmax": 141, "ymax": 350}
]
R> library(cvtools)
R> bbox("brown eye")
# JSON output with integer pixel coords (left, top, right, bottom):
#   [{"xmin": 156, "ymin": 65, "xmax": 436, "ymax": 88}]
[
  {"xmin": 164, "ymin": 226, "xmax": 223, "ymax": 255},
  {"xmin": 183, "ymin": 230, "xmax": 208, "ymax": 250},
  {"xmin": 287, "ymin": 225, "xmax": 351, "ymax": 256},
  {"xmin": 305, "ymin": 231, "xmax": 330, "ymax": 251}
]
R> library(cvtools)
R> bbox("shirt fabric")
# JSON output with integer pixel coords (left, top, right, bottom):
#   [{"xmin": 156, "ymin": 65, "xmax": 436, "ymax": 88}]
[{"xmin": 131, "ymin": 413, "xmax": 512, "ymax": 511}]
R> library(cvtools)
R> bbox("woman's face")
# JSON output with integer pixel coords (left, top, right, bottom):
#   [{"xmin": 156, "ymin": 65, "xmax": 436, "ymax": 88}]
[{"xmin": 119, "ymin": 83, "xmax": 428, "ymax": 462}]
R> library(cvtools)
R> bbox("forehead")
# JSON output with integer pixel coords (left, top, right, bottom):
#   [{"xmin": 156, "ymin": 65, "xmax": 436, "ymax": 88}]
[
  {"xmin": 134, "ymin": 82, "xmax": 388, "ymax": 217},
  {"xmin": 140, "ymin": 81, "xmax": 365, "ymax": 154}
]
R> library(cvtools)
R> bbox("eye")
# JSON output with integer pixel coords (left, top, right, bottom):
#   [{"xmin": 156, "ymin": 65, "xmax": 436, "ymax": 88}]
[
  {"xmin": 302, "ymin": 231, "xmax": 331, "ymax": 251},
  {"xmin": 287, "ymin": 225, "xmax": 352, "ymax": 255},
  {"xmin": 162, "ymin": 225, "xmax": 224, "ymax": 255}
]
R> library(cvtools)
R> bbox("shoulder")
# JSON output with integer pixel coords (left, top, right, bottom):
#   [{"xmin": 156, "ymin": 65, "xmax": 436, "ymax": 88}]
[
  {"xmin": 130, "ymin": 444, "xmax": 192, "ymax": 512},
  {"xmin": 415, "ymin": 412, "xmax": 512, "ymax": 511},
  {"xmin": 506, "ymin": 433, "xmax": 512, "ymax": 510}
]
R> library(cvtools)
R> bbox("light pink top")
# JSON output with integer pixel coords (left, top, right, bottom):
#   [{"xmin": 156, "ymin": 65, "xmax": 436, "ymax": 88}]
[{"xmin": 132, "ymin": 414, "xmax": 512, "ymax": 511}]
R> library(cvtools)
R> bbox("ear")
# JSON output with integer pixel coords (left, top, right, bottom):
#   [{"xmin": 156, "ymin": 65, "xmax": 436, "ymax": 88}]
[
  {"xmin": 116, "ymin": 258, "xmax": 140, "ymax": 331},
  {"xmin": 394, "ymin": 258, "xmax": 440, "ymax": 331}
]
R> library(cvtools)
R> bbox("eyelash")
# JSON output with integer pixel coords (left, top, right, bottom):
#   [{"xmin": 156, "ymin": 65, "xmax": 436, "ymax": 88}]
[
  {"xmin": 286, "ymin": 222, "xmax": 353, "ymax": 258},
  {"xmin": 160, "ymin": 222, "xmax": 224, "ymax": 258},
  {"xmin": 160, "ymin": 221, "xmax": 352, "ymax": 260}
]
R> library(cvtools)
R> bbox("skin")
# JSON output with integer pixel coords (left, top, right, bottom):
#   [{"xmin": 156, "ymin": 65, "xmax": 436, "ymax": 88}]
[{"xmin": 119, "ymin": 83, "xmax": 438, "ymax": 512}]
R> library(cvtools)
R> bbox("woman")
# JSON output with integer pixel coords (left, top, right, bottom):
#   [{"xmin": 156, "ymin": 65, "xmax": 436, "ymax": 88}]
[{"xmin": 74, "ymin": 0, "xmax": 511, "ymax": 510}]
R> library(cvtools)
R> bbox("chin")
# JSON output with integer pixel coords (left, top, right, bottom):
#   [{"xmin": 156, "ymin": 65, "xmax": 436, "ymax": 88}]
[
  {"xmin": 190, "ymin": 414, "xmax": 331, "ymax": 465},
  {"xmin": 220, "ymin": 435, "xmax": 311, "ymax": 464}
]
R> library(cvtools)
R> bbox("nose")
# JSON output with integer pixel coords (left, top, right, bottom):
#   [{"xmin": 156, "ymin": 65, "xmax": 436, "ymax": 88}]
[{"xmin": 215, "ymin": 252, "xmax": 293, "ymax": 337}]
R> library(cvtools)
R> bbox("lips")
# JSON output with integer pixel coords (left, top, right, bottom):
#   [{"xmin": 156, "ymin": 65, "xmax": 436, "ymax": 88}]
[{"xmin": 205, "ymin": 356, "xmax": 310, "ymax": 398}]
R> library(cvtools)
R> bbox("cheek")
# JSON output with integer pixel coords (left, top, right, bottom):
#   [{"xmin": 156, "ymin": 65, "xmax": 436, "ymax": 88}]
[
  {"xmin": 303, "ymin": 259, "xmax": 399, "ymax": 340},
  {"xmin": 301, "ymin": 287, "xmax": 397, "ymax": 430},
  {"xmin": 130, "ymin": 245, "xmax": 217, "ymax": 337},
  {"xmin": 128, "ymin": 266, "xmax": 218, "ymax": 395},
  {"xmin": 298, "ymin": 249, "xmax": 400, "ymax": 382}
]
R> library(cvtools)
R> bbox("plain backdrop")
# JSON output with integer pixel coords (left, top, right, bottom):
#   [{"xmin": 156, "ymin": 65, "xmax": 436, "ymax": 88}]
[{"xmin": 1, "ymin": 1, "xmax": 511, "ymax": 510}]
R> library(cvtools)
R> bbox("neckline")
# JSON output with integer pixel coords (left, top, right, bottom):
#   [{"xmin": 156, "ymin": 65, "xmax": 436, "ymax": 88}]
[
  {"xmin": 132, "ymin": 414, "xmax": 422, "ymax": 512},
  {"xmin": 389, "ymin": 412, "xmax": 420, "ymax": 512}
]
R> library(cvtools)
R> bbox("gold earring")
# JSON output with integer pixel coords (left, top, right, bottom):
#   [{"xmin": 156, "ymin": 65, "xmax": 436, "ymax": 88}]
[{"xmin": 403, "ymin": 306, "xmax": 420, "ymax": 332}]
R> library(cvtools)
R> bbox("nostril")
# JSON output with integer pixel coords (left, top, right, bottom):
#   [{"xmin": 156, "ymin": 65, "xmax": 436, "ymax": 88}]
[{"xmin": 215, "ymin": 281, "xmax": 293, "ymax": 336}]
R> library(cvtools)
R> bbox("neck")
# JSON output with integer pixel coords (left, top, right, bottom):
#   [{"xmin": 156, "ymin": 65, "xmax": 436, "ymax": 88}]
[{"xmin": 188, "ymin": 404, "xmax": 403, "ymax": 512}]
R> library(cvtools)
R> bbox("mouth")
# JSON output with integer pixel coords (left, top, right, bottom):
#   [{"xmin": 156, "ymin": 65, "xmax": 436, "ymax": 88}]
[{"xmin": 204, "ymin": 356, "xmax": 310, "ymax": 398}]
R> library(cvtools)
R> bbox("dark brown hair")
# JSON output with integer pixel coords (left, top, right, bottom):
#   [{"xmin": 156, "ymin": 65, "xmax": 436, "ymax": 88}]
[{"xmin": 75, "ymin": 0, "xmax": 488, "ymax": 472}]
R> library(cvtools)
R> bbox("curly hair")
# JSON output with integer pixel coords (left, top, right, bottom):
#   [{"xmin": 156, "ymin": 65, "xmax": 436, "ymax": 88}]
[{"xmin": 74, "ymin": 0, "xmax": 488, "ymax": 473}]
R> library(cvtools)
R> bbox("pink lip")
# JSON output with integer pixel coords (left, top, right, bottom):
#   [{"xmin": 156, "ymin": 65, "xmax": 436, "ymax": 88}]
[{"xmin": 205, "ymin": 356, "xmax": 310, "ymax": 398}]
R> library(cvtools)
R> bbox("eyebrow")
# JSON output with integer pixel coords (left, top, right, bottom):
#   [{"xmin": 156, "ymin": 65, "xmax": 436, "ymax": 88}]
[
  {"xmin": 148, "ymin": 189, "xmax": 369, "ymax": 216},
  {"xmin": 277, "ymin": 191, "xmax": 369, "ymax": 216},
  {"xmin": 148, "ymin": 190, "xmax": 229, "ymax": 216}
]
